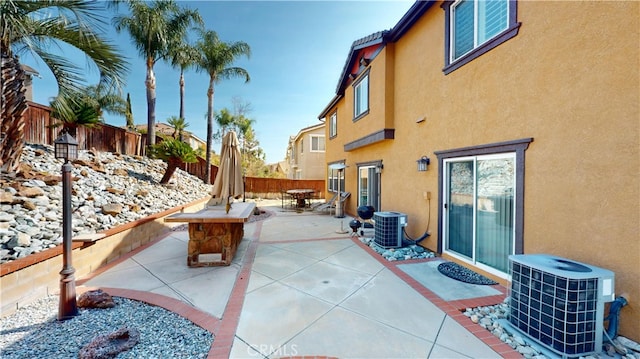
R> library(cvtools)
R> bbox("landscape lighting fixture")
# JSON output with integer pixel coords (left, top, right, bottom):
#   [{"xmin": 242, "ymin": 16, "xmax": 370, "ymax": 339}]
[
  {"xmin": 417, "ymin": 156, "xmax": 430, "ymax": 172},
  {"xmin": 54, "ymin": 130, "xmax": 79, "ymax": 320}
]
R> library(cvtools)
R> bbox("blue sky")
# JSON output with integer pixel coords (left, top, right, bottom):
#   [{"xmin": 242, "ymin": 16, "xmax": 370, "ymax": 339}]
[{"xmin": 28, "ymin": 1, "xmax": 413, "ymax": 164}]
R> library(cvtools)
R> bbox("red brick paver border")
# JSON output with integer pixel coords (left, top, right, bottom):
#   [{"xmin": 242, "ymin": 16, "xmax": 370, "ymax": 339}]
[
  {"xmin": 77, "ymin": 212, "xmax": 521, "ymax": 358},
  {"xmin": 351, "ymin": 237, "xmax": 520, "ymax": 358}
]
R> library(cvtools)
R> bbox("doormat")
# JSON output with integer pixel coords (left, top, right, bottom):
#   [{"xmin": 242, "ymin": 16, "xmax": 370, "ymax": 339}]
[{"xmin": 437, "ymin": 262, "xmax": 498, "ymax": 285}]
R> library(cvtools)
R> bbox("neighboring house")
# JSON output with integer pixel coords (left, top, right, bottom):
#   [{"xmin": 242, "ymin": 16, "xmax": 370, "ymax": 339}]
[
  {"xmin": 21, "ymin": 64, "xmax": 40, "ymax": 102},
  {"xmin": 266, "ymin": 161, "xmax": 289, "ymax": 178},
  {"xmin": 134, "ymin": 123, "xmax": 206, "ymax": 151},
  {"xmin": 318, "ymin": 0, "xmax": 638, "ymax": 341},
  {"xmin": 286, "ymin": 123, "xmax": 326, "ymax": 179}
]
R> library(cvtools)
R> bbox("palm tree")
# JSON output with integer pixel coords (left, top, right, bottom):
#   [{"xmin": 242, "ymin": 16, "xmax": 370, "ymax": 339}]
[
  {"xmin": 49, "ymin": 90, "xmax": 102, "ymax": 138},
  {"xmin": 113, "ymin": 0, "xmax": 202, "ymax": 152},
  {"xmin": 214, "ymin": 108, "xmax": 235, "ymax": 141},
  {"xmin": 149, "ymin": 138, "xmax": 197, "ymax": 184},
  {"xmin": 167, "ymin": 116, "xmax": 189, "ymax": 141},
  {"xmin": 85, "ymin": 84, "xmax": 127, "ymax": 121},
  {"xmin": 169, "ymin": 43, "xmax": 200, "ymax": 120},
  {"xmin": 0, "ymin": 0, "xmax": 127, "ymax": 174},
  {"xmin": 195, "ymin": 30, "xmax": 250, "ymax": 184},
  {"xmin": 49, "ymin": 84, "xmax": 127, "ymax": 137}
]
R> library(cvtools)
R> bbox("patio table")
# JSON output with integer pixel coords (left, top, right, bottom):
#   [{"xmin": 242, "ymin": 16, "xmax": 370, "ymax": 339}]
[
  {"xmin": 165, "ymin": 202, "xmax": 256, "ymax": 267},
  {"xmin": 286, "ymin": 189, "xmax": 315, "ymax": 208}
]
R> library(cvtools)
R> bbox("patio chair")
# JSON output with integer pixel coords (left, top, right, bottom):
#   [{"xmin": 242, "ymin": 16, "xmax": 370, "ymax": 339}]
[{"xmin": 311, "ymin": 191, "xmax": 339, "ymax": 212}]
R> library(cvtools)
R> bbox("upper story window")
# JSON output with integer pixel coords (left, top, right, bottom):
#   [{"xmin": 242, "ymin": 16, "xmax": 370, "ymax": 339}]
[
  {"xmin": 329, "ymin": 112, "xmax": 337, "ymax": 138},
  {"xmin": 300, "ymin": 139, "xmax": 304, "ymax": 153},
  {"xmin": 289, "ymin": 145, "xmax": 296, "ymax": 162},
  {"xmin": 353, "ymin": 73, "xmax": 369, "ymax": 120},
  {"xmin": 443, "ymin": 0, "xmax": 520, "ymax": 74},
  {"xmin": 310, "ymin": 135, "xmax": 325, "ymax": 152}
]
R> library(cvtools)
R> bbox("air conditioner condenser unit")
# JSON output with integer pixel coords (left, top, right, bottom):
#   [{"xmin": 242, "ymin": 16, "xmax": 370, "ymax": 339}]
[
  {"xmin": 508, "ymin": 254, "xmax": 615, "ymax": 358},
  {"xmin": 373, "ymin": 211, "xmax": 407, "ymax": 248}
]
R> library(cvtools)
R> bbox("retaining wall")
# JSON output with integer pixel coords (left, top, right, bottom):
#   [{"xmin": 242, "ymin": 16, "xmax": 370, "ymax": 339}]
[{"xmin": 0, "ymin": 197, "xmax": 208, "ymax": 316}]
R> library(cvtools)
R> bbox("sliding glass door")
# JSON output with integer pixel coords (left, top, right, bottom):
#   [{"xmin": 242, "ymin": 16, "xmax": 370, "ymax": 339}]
[
  {"xmin": 358, "ymin": 165, "xmax": 380, "ymax": 211},
  {"xmin": 443, "ymin": 154, "xmax": 516, "ymax": 275}
]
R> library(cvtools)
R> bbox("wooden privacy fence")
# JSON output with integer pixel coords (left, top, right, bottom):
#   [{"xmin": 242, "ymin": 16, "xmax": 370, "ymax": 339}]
[
  {"xmin": 181, "ymin": 158, "xmax": 326, "ymax": 199},
  {"xmin": 22, "ymin": 101, "xmax": 141, "ymax": 155},
  {"xmin": 245, "ymin": 178, "xmax": 325, "ymax": 199},
  {"xmin": 21, "ymin": 101, "xmax": 326, "ymax": 197}
]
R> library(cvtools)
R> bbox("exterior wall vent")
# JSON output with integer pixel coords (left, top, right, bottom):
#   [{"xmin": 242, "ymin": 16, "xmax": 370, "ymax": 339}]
[
  {"xmin": 373, "ymin": 211, "xmax": 407, "ymax": 248},
  {"xmin": 509, "ymin": 254, "xmax": 615, "ymax": 357}
]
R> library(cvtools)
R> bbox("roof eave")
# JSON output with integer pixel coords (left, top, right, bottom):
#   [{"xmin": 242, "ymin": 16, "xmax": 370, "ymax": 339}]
[
  {"xmin": 318, "ymin": 94, "xmax": 342, "ymax": 120},
  {"xmin": 388, "ymin": 0, "xmax": 437, "ymax": 41},
  {"xmin": 334, "ymin": 31, "xmax": 389, "ymax": 95},
  {"xmin": 292, "ymin": 122, "xmax": 326, "ymax": 142}
]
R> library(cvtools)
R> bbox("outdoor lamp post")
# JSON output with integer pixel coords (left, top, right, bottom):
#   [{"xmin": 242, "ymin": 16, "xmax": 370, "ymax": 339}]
[{"xmin": 54, "ymin": 130, "xmax": 79, "ymax": 320}]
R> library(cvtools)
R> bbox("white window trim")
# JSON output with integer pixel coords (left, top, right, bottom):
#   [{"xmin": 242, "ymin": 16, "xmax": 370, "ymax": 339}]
[
  {"xmin": 329, "ymin": 112, "xmax": 337, "ymax": 138},
  {"xmin": 327, "ymin": 163, "xmax": 345, "ymax": 193},
  {"xmin": 310, "ymin": 135, "xmax": 325, "ymax": 152},
  {"xmin": 353, "ymin": 73, "xmax": 369, "ymax": 120}
]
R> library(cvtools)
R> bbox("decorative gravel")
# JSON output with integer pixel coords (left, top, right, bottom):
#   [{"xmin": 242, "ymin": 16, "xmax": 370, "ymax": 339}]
[
  {"xmin": 437, "ymin": 261, "xmax": 498, "ymax": 285},
  {"xmin": 0, "ymin": 296, "xmax": 213, "ymax": 358},
  {"xmin": 358, "ymin": 236, "xmax": 435, "ymax": 261}
]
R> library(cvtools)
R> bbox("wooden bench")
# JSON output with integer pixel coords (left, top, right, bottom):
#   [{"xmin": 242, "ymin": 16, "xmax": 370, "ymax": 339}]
[{"xmin": 165, "ymin": 202, "xmax": 256, "ymax": 267}]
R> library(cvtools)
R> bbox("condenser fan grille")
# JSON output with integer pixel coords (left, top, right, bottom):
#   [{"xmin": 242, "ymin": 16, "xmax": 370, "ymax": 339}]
[
  {"xmin": 509, "ymin": 254, "xmax": 615, "ymax": 357},
  {"xmin": 373, "ymin": 212, "xmax": 407, "ymax": 248}
]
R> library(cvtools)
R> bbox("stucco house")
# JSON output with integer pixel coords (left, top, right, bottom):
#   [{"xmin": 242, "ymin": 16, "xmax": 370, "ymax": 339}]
[
  {"xmin": 318, "ymin": 0, "xmax": 638, "ymax": 341},
  {"xmin": 21, "ymin": 64, "xmax": 39, "ymax": 102},
  {"xmin": 134, "ymin": 122, "xmax": 206, "ymax": 152},
  {"xmin": 286, "ymin": 123, "xmax": 326, "ymax": 179}
]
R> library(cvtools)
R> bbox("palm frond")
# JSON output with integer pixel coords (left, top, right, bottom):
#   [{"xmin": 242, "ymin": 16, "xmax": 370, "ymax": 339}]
[{"xmin": 218, "ymin": 67, "xmax": 250, "ymax": 83}]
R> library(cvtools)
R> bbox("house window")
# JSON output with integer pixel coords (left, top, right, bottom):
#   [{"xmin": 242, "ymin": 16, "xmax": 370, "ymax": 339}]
[
  {"xmin": 353, "ymin": 73, "xmax": 369, "ymax": 120},
  {"xmin": 443, "ymin": 0, "xmax": 520, "ymax": 74},
  {"xmin": 310, "ymin": 135, "xmax": 325, "ymax": 152},
  {"xmin": 329, "ymin": 112, "xmax": 337, "ymax": 138},
  {"xmin": 328, "ymin": 162, "xmax": 345, "ymax": 193},
  {"xmin": 290, "ymin": 145, "xmax": 296, "ymax": 162},
  {"xmin": 300, "ymin": 139, "xmax": 303, "ymax": 153}
]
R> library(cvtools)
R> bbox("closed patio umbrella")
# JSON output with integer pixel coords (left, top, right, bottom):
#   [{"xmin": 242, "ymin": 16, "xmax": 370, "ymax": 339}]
[{"xmin": 207, "ymin": 131, "xmax": 243, "ymax": 206}]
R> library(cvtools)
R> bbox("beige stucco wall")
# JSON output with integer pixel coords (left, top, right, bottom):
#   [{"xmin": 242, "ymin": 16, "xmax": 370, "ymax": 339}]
[
  {"xmin": 289, "ymin": 126, "xmax": 326, "ymax": 180},
  {"xmin": 324, "ymin": 1, "xmax": 639, "ymax": 340}
]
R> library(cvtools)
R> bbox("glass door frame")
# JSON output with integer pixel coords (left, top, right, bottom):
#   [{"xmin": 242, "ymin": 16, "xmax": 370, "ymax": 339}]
[
  {"xmin": 357, "ymin": 160, "xmax": 382, "ymax": 211},
  {"xmin": 442, "ymin": 153, "xmax": 516, "ymax": 278},
  {"xmin": 435, "ymin": 138, "xmax": 533, "ymax": 279}
]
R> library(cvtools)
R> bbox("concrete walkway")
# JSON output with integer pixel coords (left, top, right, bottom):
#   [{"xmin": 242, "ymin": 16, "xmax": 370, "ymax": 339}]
[{"xmin": 79, "ymin": 200, "xmax": 519, "ymax": 359}]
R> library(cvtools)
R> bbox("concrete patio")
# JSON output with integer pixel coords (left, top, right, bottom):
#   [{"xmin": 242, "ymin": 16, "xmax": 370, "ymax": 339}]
[{"xmin": 78, "ymin": 200, "xmax": 517, "ymax": 359}]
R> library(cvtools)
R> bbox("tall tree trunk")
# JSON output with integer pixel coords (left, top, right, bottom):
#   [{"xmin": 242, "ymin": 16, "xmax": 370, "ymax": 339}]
[
  {"xmin": 179, "ymin": 70, "xmax": 185, "ymax": 120},
  {"xmin": 205, "ymin": 77, "xmax": 214, "ymax": 184},
  {"xmin": 145, "ymin": 56, "xmax": 156, "ymax": 154},
  {"xmin": 160, "ymin": 157, "xmax": 181, "ymax": 184},
  {"xmin": 0, "ymin": 50, "xmax": 28, "ymax": 175}
]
